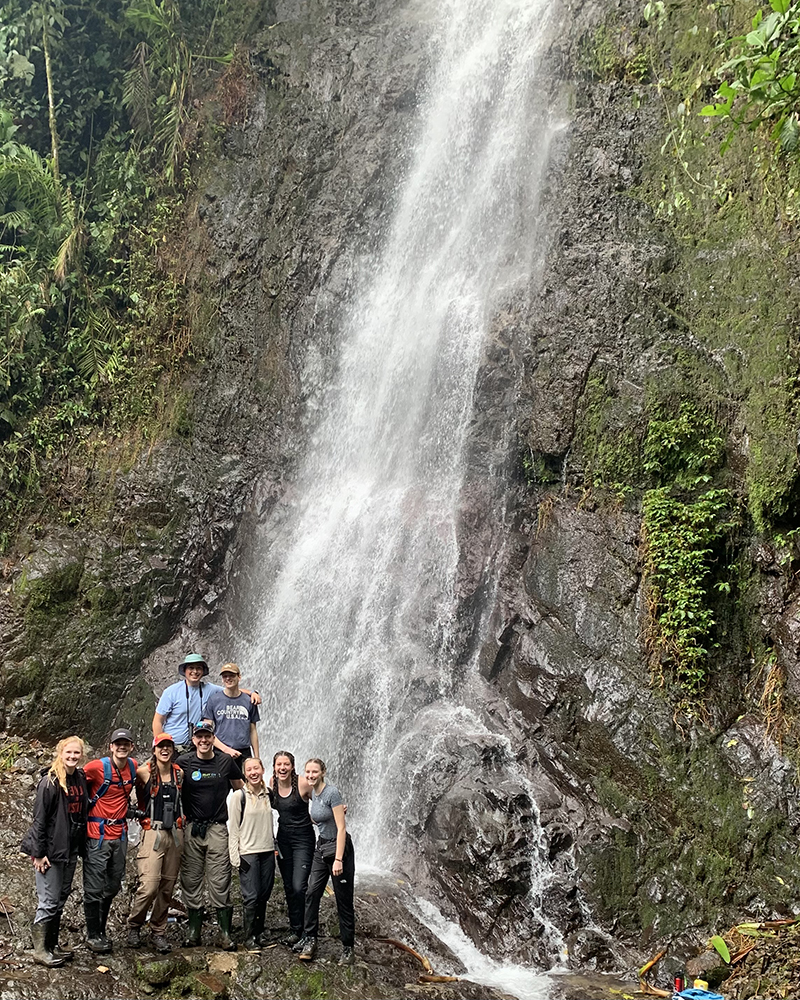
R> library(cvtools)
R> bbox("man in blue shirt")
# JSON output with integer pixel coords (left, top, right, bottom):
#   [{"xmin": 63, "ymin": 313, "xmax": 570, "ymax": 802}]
[{"xmin": 152, "ymin": 654, "xmax": 260, "ymax": 752}]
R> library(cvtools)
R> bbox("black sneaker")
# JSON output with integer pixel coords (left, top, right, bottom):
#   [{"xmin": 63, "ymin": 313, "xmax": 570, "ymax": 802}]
[
  {"xmin": 339, "ymin": 946, "xmax": 354, "ymax": 966},
  {"xmin": 282, "ymin": 931, "xmax": 302, "ymax": 947},
  {"xmin": 291, "ymin": 935, "xmax": 308, "ymax": 953},
  {"xmin": 298, "ymin": 938, "xmax": 317, "ymax": 961}
]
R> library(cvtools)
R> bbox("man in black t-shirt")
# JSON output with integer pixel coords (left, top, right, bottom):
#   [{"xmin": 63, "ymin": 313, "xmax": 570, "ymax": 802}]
[{"xmin": 176, "ymin": 721, "xmax": 242, "ymax": 949}]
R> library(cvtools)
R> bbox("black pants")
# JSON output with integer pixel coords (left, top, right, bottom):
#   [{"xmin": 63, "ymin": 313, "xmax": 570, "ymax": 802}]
[
  {"xmin": 303, "ymin": 834, "xmax": 355, "ymax": 947},
  {"xmin": 277, "ymin": 830, "xmax": 315, "ymax": 934},
  {"xmin": 239, "ymin": 852, "xmax": 275, "ymax": 907}
]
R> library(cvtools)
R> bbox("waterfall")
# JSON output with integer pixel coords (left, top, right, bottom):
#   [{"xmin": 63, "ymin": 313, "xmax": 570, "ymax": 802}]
[{"xmin": 233, "ymin": 0, "xmax": 563, "ymax": 932}]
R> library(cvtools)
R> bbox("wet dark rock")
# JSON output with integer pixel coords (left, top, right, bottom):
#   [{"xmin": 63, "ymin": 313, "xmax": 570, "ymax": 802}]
[{"xmin": 565, "ymin": 928, "xmax": 617, "ymax": 971}]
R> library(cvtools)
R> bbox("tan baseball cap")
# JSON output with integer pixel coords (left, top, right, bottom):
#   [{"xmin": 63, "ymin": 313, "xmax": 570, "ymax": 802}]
[{"xmin": 219, "ymin": 662, "xmax": 241, "ymax": 676}]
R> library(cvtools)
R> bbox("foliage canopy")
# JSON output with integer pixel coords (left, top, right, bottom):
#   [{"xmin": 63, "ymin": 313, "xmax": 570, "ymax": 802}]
[{"xmin": 0, "ymin": 0, "xmax": 239, "ymax": 548}]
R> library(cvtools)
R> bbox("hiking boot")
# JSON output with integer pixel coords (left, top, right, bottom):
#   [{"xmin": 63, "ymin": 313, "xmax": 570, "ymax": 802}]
[
  {"xmin": 216, "ymin": 907, "xmax": 237, "ymax": 952},
  {"xmin": 46, "ymin": 913, "xmax": 73, "ymax": 961},
  {"xmin": 32, "ymin": 921, "xmax": 65, "ymax": 968},
  {"xmin": 291, "ymin": 935, "xmax": 309, "ymax": 953},
  {"xmin": 338, "ymin": 946, "xmax": 355, "ymax": 966},
  {"xmin": 184, "ymin": 908, "xmax": 203, "ymax": 947},
  {"xmin": 298, "ymin": 937, "xmax": 317, "ymax": 961},
  {"xmin": 282, "ymin": 930, "xmax": 302, "ymax": 947},
  {"xmin": 152, "ymin": 933, "xmax": 171, "ymax": 953},
  {"xmin": 126, "ymin": 926, "xmax": 142, "ymax": 948}
]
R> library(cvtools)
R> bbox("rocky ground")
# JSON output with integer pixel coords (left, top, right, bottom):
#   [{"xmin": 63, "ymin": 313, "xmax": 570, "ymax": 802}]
[{"xmin": 0, "ymin": 739, "xmax": 640, "ymax": 1000}]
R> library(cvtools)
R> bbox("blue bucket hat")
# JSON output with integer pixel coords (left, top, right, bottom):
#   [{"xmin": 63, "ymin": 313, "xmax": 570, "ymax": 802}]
[{"xmin": 179, "ymin": 653, "xmax": 209, "ymax": 677}]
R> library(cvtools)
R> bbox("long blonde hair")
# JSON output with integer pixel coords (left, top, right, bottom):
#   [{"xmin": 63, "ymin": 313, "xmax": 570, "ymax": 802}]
[{"xmin": 48, "ymin": 736, "xmax": 86, "ymax": 793}]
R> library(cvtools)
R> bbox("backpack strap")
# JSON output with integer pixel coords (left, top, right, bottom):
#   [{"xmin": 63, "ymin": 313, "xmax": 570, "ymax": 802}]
[
  {"xmin": 240, "ymin": 787, "xmax": 246, "ymax": 824},
  {"xmin": 88, "ymin": 757, "xmax": 136, "ymax": 846},
  {"xmin": 88, "ymin": 757, "xmax": 112, "ymax": 810}
]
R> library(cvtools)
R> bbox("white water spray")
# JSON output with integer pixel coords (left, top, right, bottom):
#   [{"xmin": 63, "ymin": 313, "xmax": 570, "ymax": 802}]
[{"xmin": 232, "ymin": 0, "xmax": 565, "ymax": 963}]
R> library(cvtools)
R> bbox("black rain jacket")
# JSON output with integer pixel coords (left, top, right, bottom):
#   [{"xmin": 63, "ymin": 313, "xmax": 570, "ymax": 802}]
[{"xmin": 20, "ymin": 768, "xmax": 88, "ymax": 863}]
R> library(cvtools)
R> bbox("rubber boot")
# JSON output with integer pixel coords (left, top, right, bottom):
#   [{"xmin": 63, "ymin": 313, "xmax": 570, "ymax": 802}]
[
  {"xmin": 242, "ymin": 905, "xmax": 258, "ymax": 949},
  {"xmin": 32, "ymin": 920, "xmax": 65, "ymax": 967},
  {"xmin": 84, "ymin": 900, "xmax": 112, "ymax": 953},
  {"xmin": 254, "ymin": 901, "xmax": 267, "ymax": 946},
  {"xmin": 46, "ymin": 912, "xmax": 73, "ymax": 961},
  {"xmin": 184, "ymin": 908, "xmax": 203, "ymax": 947},
  {"xmin": 216, "ymin": 907, "xmax": 236, "ymax": 951},
  {"xmin": 100, "ymin": 896, "xmax": 114, "ymax": 948}
]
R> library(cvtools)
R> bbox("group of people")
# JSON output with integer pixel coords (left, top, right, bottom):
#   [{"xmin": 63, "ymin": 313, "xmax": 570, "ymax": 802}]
[{"xmin": 21, "ymin": 653, "xmax": 356, "ymax": 969}]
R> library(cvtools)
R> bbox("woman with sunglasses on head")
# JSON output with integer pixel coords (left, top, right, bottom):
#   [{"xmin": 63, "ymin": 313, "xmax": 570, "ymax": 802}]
[
  {"xmin": 270, "ymin": 751, "xmax": 315, "ymax": 946},
  {"xmin": 293, "ymin": 758, "xmax": 355, "ymax": 966},
  {"xmin": 126, "ymin": 733, "xmax": 184, "ymax": 953},
  {"xmin": 21, "ymin": 736, "xmax": 88, "ymax": 967}
]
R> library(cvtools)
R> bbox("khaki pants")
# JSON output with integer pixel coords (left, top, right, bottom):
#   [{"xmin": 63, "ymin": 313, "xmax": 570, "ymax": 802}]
[
  {"xmin": 180, "ymin": 823, "xmax": 231, "ymax": 909},
  {"xmin": 128, "ymin": 826, "xmax": 184, "ymax": 934}
]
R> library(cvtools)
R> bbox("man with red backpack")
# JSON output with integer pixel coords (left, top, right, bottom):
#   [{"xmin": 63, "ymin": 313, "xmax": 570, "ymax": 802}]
[{"xmin": 82, "ymin": 728, "xmax": 138, "ymax": 953}]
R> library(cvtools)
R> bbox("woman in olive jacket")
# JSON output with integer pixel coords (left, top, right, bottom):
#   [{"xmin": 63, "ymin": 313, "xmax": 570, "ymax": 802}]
[{"xmin": 21, "ymin": 736, "xmax": 89, "ymax": 967}]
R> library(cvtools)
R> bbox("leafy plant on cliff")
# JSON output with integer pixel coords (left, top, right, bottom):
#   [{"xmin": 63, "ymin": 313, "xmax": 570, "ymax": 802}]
[
  {"xmin": 643, "ymin": 486, "xmax": 732, "ymax": 694},
  {"xmin": 641, "ymin": 404, "xmax": 736, "ymax": 696}
]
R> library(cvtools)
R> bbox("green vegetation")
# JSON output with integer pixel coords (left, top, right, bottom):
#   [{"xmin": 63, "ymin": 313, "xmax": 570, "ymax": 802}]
[
  {"xmin": 642, "ymin": 486, "xmax": 733, "ymax": 694},
  {"xmin": 0, "ymin": 737, "xmax": 21, "ymax": 771},
  {"xmin": 0, "ymin": 0, "xmax": 257, "ymax": 550},
  {"xmin": 571, "ymin": 381, "xmax": 736, "ymax": 696},
  {"xmin": 700, "ymin": 0, "xmax": 800, "ymax": 159},
  {"xmin": 641, "ymin": 405, "xmax": 736, "ymax": 695}
]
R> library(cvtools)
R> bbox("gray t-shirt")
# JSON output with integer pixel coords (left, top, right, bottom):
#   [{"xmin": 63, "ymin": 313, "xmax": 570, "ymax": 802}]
[
  {"xmin": 310, "ymin": 783, "xmax": 343, "ymax": 841},
  {"xmin": 205, "ymin": 690, "xmax": 259, "ymax": 749}
]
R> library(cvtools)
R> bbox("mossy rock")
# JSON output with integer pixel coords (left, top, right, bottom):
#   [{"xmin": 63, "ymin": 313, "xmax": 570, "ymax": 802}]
[
  {"xmin": 165, "ymin": 969, "xmax": 228, "ymax": 999},
  {"xmin": 136, "ymin": 954, "xmax": 190, "ymax": 985},
  {"xmin": 276, "ymin": 964, "xmax": 330, "ymax": 999}
]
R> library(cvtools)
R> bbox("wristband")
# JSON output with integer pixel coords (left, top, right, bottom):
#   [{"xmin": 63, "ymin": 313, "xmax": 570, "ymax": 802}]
[{"xmin": 335, "ymin": 858, "xmax": 342, "ymax": 862}]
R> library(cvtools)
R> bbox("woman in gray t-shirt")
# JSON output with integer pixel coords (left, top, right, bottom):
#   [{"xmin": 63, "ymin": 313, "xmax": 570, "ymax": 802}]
[{"xmin": 292, "ymin": 758, "xmax": 355, "ymax": 965}]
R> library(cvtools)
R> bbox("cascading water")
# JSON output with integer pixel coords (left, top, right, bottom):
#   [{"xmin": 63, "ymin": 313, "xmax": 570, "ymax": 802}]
[{"xmin": 231, "ymin": 0, "xmax": 566, "ymax": 971}]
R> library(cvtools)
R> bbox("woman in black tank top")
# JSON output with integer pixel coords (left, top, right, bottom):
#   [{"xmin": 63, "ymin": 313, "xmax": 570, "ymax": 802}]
[{"xmin": 271, "ymin": 751, "xmax": 315, "ymax": 945}]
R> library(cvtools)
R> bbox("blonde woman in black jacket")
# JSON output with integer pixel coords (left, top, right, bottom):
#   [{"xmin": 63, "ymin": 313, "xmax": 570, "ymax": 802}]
[{"xmin": 21, "ymin": 736, "xmax": 89, "ymax": 967}]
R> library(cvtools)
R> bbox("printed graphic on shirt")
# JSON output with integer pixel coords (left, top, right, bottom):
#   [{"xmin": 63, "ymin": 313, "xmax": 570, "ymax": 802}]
[
  {"xmin": 67, "ymin": 775, "xmax": 84, "ymax": 817},
  {"xmin": 214, "ymin": 704, "xmax": 249, "ymax": 722}
]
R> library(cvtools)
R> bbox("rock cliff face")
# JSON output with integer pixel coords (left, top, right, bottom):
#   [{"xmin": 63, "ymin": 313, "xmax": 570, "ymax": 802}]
[{"xmin": 2, "ymin": 0, "xmax": 800, "ymax": 971}]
